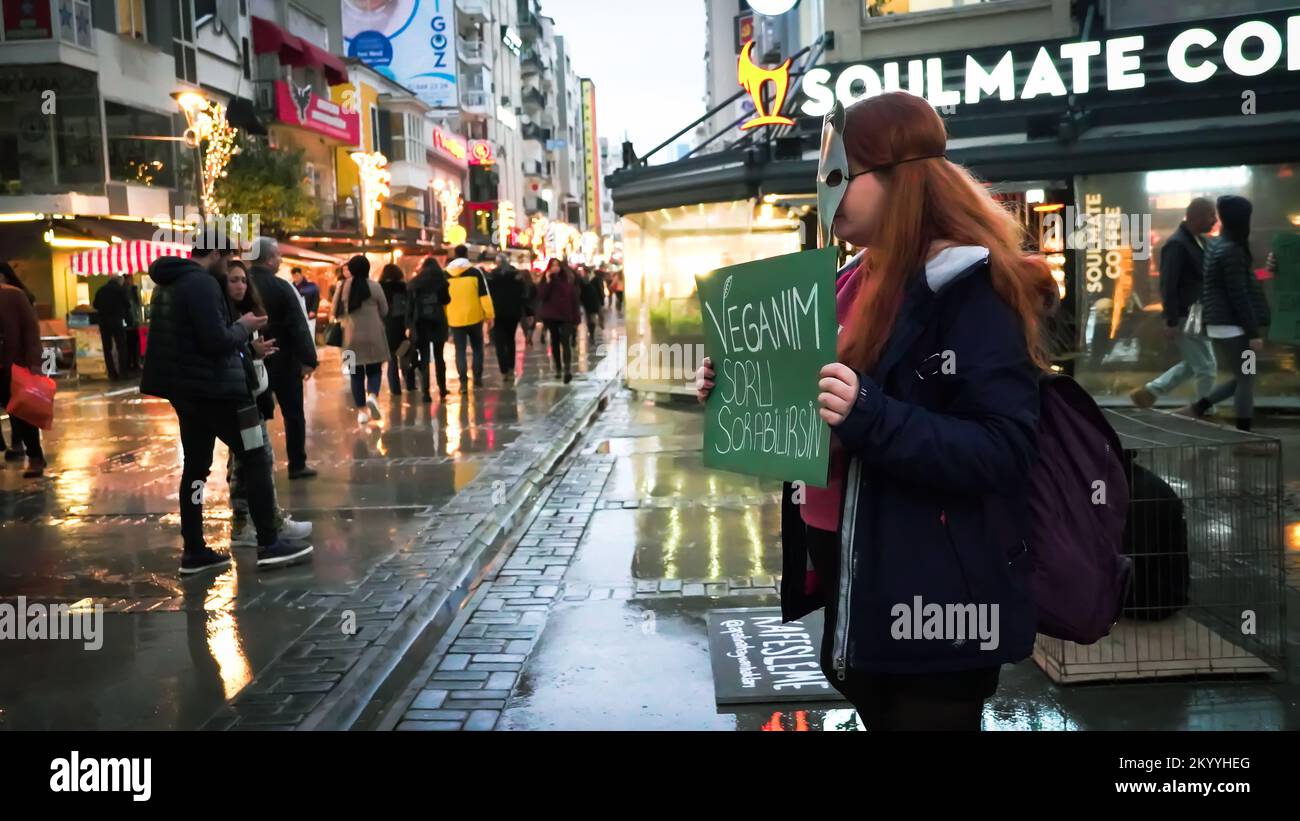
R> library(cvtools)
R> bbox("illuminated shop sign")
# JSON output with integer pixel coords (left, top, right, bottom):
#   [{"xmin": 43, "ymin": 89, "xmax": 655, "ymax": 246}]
[
  {"xmin": 801, "ymin": 14, "xmax": 1300, "ymax": 116},
  {"xmin": 433, "ymin": 128, "xmax": 467, "ymax": 162}
]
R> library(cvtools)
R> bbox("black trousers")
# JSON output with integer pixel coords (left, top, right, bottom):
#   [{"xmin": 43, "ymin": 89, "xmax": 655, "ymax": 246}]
[
  {"xmin": 170, "ymin": 397, "xmax": 277, "ymax": 551},
  {"xmin": 0, "ymin": 365, "xmax": 44, "ymax": 461},
  {"xmin": 805, "ymin": 526, "xmax": 999, "ymax": 731},
  {"xmin": 123, "ymin": 325, "xmax": 141, "ymax": 372},
  {"xmin": 267, "ymin": 359, "xmax": 307, "ymax": 470},
  {"xmin": 412, "ymin": 321, "xmax": 448, "ymax": 394},
  {"xmin": 493, "ymin": 315, "xmax": 520, "ymax": 375},
  {"xmin": 99, "ymin": 322, "xmax": 127, "ymax": 379},
  {"xmin": 544, "ymin": 320, "xmax": 573, "ymax": 374}
]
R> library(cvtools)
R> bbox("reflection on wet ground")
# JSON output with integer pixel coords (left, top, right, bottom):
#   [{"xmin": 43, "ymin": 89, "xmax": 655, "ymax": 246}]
[
  {"xmin": 0, "ymin": 332, "xmax": 604, "ymax": 729},
  {"xmin": 500, "ymin": 396, "xmax": 1300, "ymax": 731}
]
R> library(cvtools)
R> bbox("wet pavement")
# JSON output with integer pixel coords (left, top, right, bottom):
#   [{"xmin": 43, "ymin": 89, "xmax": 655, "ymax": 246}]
[
  {"xmin": 0, "ymin": 323, "xmax": 609, "ymax": 730},
  {"xmin": 415, "ymin": 391, "xmax": 1300, "ymax": 732}
]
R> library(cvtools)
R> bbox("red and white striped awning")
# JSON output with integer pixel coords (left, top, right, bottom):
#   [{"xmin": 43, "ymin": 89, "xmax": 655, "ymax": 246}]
[{"xmin": 69, "ymin": 241, "xmax": 192, "ymax": 276}]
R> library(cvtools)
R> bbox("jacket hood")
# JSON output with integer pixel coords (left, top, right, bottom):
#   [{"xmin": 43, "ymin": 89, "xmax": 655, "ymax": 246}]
[
  {"xmin": 149, "ymin": 255, "xmax": 207, "ymax": 286},
  {"xmin": 446, "ymin": 258, "xmax": 475, "ymax": 276},
  {"xmin": 925, "ymin": 245, "xmax": 989, "ymax": 294}
]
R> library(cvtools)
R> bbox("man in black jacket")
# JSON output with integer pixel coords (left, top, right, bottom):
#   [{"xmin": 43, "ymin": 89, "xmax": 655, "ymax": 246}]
[
  {"xmin": 92, "ymin": 274, "xmax": 131, "ymax": 380},
  {"xmin": 487, "ymin": 253, "xmax": 527, "ymax": 381},
  {"xmin": 247, "ymin": 238, "xmax": 319, "ymax": 479},
  {"xmin": 1130, "ymin": 198, "xmax": 1217, "ymax": 409},
  {"xmin": 141, "ymin": 232, "xmax": 312, "ymax": 574},
  {"xmin": 407, "ymin": 257, "xmax": 451, "ymax": 400}
]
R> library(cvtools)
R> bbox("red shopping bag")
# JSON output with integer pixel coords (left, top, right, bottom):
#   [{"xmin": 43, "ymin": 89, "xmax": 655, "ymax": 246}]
[{"xmin": 7, "ymin": 364, "xmax": 56, "ymax": 430}]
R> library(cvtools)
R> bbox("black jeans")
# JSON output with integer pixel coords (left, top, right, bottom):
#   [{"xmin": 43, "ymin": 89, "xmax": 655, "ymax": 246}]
[
  {"xmin": 493, "ymin": 316, "xmax": 520, "ymax": 375},
  {"xmin": 0, "ymin": 365, "xmax": 44, "ymax": 462},
  {"xmin": 123, "ymin": 325, "xmax": 141, "ymax": 372},
  {"xmin": 170, "ymin": 397, "xmax": 277, "ymax": 551},
  {"xmin": 411, "ymin": 321, "xmax": 448, "ymax": 395},
  {"xmin": 544, "ymin": 320, "xmax": 573, "ymax": 374},
  {"xmin": 268, "ymin": 358, "xmax": 308, "ymax": 470},
  {"xmin": 805, "ymin": 526, "xmax": 998, "ymax": 731},
  {"xmin": 99, "ymin": 322, "xmax": 127, "ymax": 379}
]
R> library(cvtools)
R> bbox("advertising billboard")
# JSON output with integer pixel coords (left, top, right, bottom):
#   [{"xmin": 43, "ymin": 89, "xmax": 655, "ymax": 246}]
[
  {"xmin": 343, "ymin": 0, "xmax": 459, "ymax": 109},
  {"xmin": 581, "ymin": 78, "xmax": 599, "ymax": 234}
]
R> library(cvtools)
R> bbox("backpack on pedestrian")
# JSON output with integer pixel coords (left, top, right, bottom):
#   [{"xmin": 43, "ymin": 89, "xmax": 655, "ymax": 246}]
[{"xmin": 1025, "ymin": 373, "xmax": 1132, "ymax": 644}]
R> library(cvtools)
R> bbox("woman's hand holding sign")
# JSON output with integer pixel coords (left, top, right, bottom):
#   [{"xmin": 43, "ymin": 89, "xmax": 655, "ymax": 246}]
[
  {"xmin": 695, "ymin": 356, "xmax": 716, "ymax": 403},
  {"xmin": 818, "ymin": 363, "xmax": 859, "ymax": 426}
]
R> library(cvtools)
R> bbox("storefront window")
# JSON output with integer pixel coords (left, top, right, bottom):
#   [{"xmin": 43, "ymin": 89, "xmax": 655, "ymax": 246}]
[
  {"xmin": 1072, "ymin": 163, "xmax": 1300, "ymax": 404},
  {"xmin": 106, "ymin": 103, "xmax": 177, "ymax": 188},
  {"xmin": 863, "ymin": 0, "xmax": 1007, "ymax": 21},
  {"xmin": 1102, "ymin": 0, "xmax": 1295, "ymax": 30},
  {"xmin": 624, "ymin": 199, "xmax": 804, "ymax": 395},
  {"xmin": 0, "ymin": 65, "xmax": 104, "ymax": 196}
]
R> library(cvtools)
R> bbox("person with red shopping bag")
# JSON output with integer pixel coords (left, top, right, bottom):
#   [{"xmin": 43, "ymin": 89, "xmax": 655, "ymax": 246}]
[{"xmin": 0, "ymin": 272, "xmax": 48, "ymax": 478}]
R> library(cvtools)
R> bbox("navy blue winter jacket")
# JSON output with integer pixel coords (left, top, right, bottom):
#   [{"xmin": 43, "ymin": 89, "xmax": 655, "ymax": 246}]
[{"xmin": 781, "ymin": 251, "xmax": 1041, "ymax": 678}]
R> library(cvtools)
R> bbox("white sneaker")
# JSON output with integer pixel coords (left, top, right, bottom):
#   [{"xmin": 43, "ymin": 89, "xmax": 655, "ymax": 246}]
[
  {"xmin": 366, "ymin": 394, "xmax": 382, "ymax": 421},
  {"xmin": 357, "ymin": 409, "xmax": 370, "ymax": 425},
  {"xmin": 281, "ymin": 515, "xmax": 312, "ymax": 541},
  {"xmin": 230, "ymin": 522, "xmax": 257, "ymax": 547}
]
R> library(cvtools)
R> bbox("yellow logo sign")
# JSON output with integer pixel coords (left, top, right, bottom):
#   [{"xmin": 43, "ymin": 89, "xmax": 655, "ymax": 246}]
[{"xmin": 738, "ymin": 41, "xmax": 794, "ymax": 131}]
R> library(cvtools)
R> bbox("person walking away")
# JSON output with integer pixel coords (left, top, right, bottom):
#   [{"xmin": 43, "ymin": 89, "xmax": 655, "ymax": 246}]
[
  {"xmin": 140, "ymin": 233, "xmax": 310, "ymax": 574},
  {"xmin": 122, "ymin": 273, "xmax": 144, "ymax": 373},
  {"xmin": 1130, "ymin": 198, "xmax": 1217, "ymax": 409},
  {"xmin": 0, "ymin": 279, "xmax": 47, "ymax": 477},
  {"xmin": 246, "ymin": 238, "xmax": 319, "ymax": 480},
  {"xmin": 1178, "ymin": 195, "xmax": 1271, "ymax": 431},
  {"xmin": 520, "ymin": 264, "xmax": 539, "ymax": 347},
  {"xmin": 222, "ymin": 263, "xmax": 312, "ymax": 547},
  {"xmin": 488, "ymin": 253, "xmax": 527, "ymax": 382},
  {"xmin": 445, "ymin": 244, "xmax": 494, "ymax": 393},
  {"xmin": 92, "ymin": 274, "xmax": 130, "ymax": 380},
  {"xmin": 334, "ymin": 255, "xmax": 390, "ymax": 423},
  {"xmin": 0, "ymin": 262, "xmax": 38, "ymax": 464},
  {"xmin": 609, "ymin": 268, "xmax": 625, "ymax": 314},
  {"xmin": 379, "ymin": 264, "xmax": 413, "ymax": 395},
  {"xmin": 407, "ymin": 257, "xmax": 451, "ymax": 401},
  {"xmin": 579, "ymin": 268, "xmax": 604, "ymax": 342},
  {"xmin": 538, "ymin": 258, "xmax": 580, "ymax": 384},
  {"xmin": 292, "ymin": 267, "xmax": 321, "ymax": 339},
  {"xmin": 698, "ymin": 92, "xmax": 1057, "ymax": 729}
]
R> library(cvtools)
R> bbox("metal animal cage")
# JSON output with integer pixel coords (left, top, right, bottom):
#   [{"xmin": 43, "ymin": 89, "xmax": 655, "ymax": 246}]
[{"xmin": 1033, "ymin": 409, "xmax": 1287, "ymax": 684}]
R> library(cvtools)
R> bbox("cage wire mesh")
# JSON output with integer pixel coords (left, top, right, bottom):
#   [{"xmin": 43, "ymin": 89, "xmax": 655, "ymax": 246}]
[{"xmin": 1033, "ymin": 409, "xmax": 1287, "ymax": 684}]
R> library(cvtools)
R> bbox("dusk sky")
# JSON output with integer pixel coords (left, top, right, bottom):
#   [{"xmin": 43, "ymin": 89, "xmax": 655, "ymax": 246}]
[{"xmin": 537, "ymin": 0, "xmax": 708, "ymax": 164}]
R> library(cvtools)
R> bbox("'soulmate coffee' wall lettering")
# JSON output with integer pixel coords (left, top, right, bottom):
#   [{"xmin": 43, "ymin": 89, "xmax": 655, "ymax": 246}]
[{"xmin": 695, "ymin": 247, "xmax": 837, "ymax": 487}]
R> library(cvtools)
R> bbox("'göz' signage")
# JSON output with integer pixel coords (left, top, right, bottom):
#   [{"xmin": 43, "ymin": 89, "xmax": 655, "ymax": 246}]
[
  {"xmin": 695, "ymin": 247, "xmax": 837, "ymax": 487},
  {"xmin": 800, "ymin": 14, "xmax": 1300, "ymax": 116}
]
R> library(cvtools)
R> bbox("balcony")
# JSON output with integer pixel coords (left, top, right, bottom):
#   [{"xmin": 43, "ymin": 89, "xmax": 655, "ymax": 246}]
[
  {"xmin": 521, "ymin": 49, "xmax": 545, "ymax": 75},
  {"xmin": 387, "ymin": 159, "xmax": 430, "ymax": 195},
  {"xmin": 522, "ymin": 159, "xmax": 547, "ymax": 178},
  {"xmin": 313, "ymin": 198, "xmax": 359, "ymax": 233},
  {"xmin": 521, "ymin": 123, "xmax": 551, "ymax": 144},
  {"xmin": 458, "ymin": 38, "xmax": 486, "ymax": 64},
  {"xmin": 456, "ymin": 0, "xmax": 489, "ymax": 24},
  {"xmin": 461, "ymin": 89, "xmax": 491, "ymax": 114},
  {"xmin": 522, "ymin": 87, "xmax": 546, "ymax": 111},
  {"xmin": 524, "ymin": 197, "xmax": 548, "ymax": 216},
  {"xmin": 518, "ymin": 5, "xmax": 542, "ymax": 41}
]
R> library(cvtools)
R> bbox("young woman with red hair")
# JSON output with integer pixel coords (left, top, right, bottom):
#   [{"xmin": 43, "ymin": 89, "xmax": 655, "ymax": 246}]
[{"xmin": 698, "ymin": 92, "xmax": 1058, "ymax": 730}]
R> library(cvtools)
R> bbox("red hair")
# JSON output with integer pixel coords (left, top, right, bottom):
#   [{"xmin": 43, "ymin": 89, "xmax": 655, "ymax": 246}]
[{"xmin": 836, "ymin": 92, "xmax": 1056, "ymax": 371}]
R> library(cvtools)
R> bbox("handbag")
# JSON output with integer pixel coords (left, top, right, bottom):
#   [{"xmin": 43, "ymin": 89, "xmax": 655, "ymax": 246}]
[
  {"xmin": 6, "ymin": 364, "xmax": 56, "ymax": 430},
  {"xmin": 325, "ymin": 320, "xmax": 344, "ymax": 347}
]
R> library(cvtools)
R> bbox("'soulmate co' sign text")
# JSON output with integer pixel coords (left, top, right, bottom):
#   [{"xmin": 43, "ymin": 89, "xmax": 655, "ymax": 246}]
[
  {"xmin": 801, "ymin": 15, "xmax": 1300, "ymax": 115},
  {"xmin": 696, "ymin": 248, "xmax": 837, "ymax": 487}
]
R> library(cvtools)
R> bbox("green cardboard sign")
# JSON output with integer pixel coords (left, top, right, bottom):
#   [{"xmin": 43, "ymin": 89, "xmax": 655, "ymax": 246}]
[
  {"xmin": 1268, "ymin": 233, "xmax": 1300, "ymax": 346},
  {"xmin": 695, "ymin": 247, "xmax": 838, "ymax": 487}
]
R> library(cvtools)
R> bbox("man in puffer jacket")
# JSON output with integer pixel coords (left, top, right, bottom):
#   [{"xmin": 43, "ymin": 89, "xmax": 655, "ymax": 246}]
[
  {"xmin": 444, "ymin": 245, "xmax": 495, "ymax": 392},
  {"xmin": 141, "ymin": 231, "xmax": 313, "ymax": 575}
]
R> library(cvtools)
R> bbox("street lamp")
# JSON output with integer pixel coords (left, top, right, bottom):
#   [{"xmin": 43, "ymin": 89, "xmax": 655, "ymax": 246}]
[
  {"xmin": 171, "ymin": 90, "xmax": 239, "ymax": 219},
  {"xmin": 351, "ymin": 151, "xmax": 391, "ymax": 238}
]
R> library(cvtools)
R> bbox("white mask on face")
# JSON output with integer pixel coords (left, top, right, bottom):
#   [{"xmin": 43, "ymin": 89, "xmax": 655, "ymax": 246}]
[{"xmin": 817, "ymin": 100, "xmax": 849, "ymax": 248}]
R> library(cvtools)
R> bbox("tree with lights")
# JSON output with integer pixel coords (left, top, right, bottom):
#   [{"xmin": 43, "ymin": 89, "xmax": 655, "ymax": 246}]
[{"xmin": 215, "ymin": 133, "xmax": 320, "ymax": 236}]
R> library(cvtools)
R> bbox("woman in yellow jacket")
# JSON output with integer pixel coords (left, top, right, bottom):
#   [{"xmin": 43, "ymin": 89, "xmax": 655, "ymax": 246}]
[{"xmin": 444, "ymin": 246, "xmax": 495, "ymax": 392}]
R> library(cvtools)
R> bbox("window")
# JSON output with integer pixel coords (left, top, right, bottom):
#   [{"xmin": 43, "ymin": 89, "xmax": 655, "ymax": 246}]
[
  {"xmin": 118, "ymin": 0, "xmax": 147, "ymax": 40},
  {"xmin": 304, "ymin": 163, "xmax": 321, "ymax": 200},
  {"xmin": 863, "ymin": 0, "xmax": 1004, "ymax": 19},
  {"xmin": 241, "ymin": 37, "xmax": 250, "ymax": 79},
  {"xmin": 173, "ymin": 0, "xmax": 196, "ymax": 83},
  {"xmin": 56, "ymin": 0, "xmax": 94, "ymax": 48},
  {"xmin": 106, "ymin": 102, "xmax": 176, "ymax": 188},
  {"xmin": 369, "ymin": 105, "xmax": 381, "ymax": 152},
  {"xmin": 0, "ymin": 65, "xmax": 104, "ymax": 195},
  {"xmin": 389, "ymin": 112, "xmax": 423, "ymax": 163}
]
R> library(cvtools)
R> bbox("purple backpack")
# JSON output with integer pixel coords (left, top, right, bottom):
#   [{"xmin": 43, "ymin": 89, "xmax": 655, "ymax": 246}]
[{"xmin": 1026, "ymin": 374, "xmax": 1132, "ymax": 644}]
